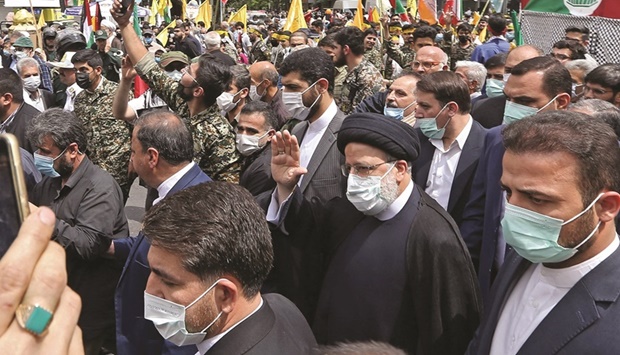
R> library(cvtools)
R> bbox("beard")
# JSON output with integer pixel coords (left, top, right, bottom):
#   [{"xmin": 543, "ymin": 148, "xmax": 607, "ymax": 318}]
[
  {"xmin": 56, "ymin": 155, "xmax": 74, "ymax": 179},
  {"xmin": 176, "ymin": 83, "xmax": 195, "ymax": 102},
  {"xmin": 185, "ymin": 292, "xmax": 222, "ymax": 336},
  {"xmin": 380, "ymin": 169, "xmax": 400, "ymax": 206},
  {"xmin": 559, "ymin": 208, "xmax": 599, "ymax": 250},
  {"xmin": 334, "ymin": 51, "xmax": 346, "ymax": 67}
]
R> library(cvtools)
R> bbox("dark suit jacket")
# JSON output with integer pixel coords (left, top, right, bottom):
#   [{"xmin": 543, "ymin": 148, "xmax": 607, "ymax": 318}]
[
  {"xmin": 471, "ymin": 95, "xmax": 506, "ymax": 129},
  {"xmin": 5, "ymin": 103, "xmax": 40, "ymax": 154},
  {"xmin": 413, "ymin": 120, "xmax": 487, "ymax": 226},
  {"xmin": 470, "ymin": 93, "xmax": 487, "ymax": 107},
  {"xmin": 467, "ymin": 247, "xmax": 620, "ymax": 354},
  {"xmin": 291, "ymin": 108, "xmax": 347, "ymax": 204},
  {"xmin": 115, "ymin": 163, "xmax": 211, "ymax": 355},
  {"xmin": 42, "ymin": 89, "xmax": 56, "ymax": 109},
  {"xmin": 207, "ymin": 293, "xmax": 317, "ymax": 354},
  {"xmin": 459, "ymin": 126, "xmax": 505, "ymax": 307},
  {"xmin": 239, "ymin": 145, "xmax": 275, "ymax": 196}
]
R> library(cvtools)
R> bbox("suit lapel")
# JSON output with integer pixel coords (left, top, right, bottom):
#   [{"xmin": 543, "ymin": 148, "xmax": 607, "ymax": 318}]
[
  {"xmin": 169, "ymin": 164, "xmax": 201, "ymax": 196},
  {"xmin": 447, "ymin": 122, "xmax": 485, "ymax": 212}
]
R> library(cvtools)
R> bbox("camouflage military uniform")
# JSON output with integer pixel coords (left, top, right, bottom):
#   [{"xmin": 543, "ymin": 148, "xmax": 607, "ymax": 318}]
[
  {"xmin": 272, "ymin": 46, "xmax": 289, "ymax": 70},
  {"xmin": 222, "ymin": 37, "xmax": 240, "ymax": 63},
  {"xmin": 333, "ymin": 65, "xmax": 348, "ymax": 101},
  {"xmin": 364, "ymin": 47, "xmax": 384, "ymax": 72},
  {"xmin": 73, "ymin": 77, "xmax": 133, "ymax": 199},
  {"xmin": 135, "ymin": 54, "xmax": 241, "ymax": 183},
  {"xmin": 250, "ymin": 39, "xmax": 271, "ymax": 63},
  {"xmin": 336, "ymin": 59, "xmax": 386, "ymax": 114},
  {"xmin": 450, "ymin": 42, "xmax": 476, "ymax": 71},
  {"xmin": 385, "ymin": 40, "xmax": 416, "ymax": 69}
]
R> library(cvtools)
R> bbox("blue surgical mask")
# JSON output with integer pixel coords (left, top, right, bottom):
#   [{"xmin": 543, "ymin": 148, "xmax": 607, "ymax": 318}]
[
  {"xmin": 485, "ymin": 78, "xmax": 505, "ymax": 98},
  {"xmin": 418, "ymin": 103, "xmax": 451, "ymax": 139},
  {"xmin": 144, "ymin": 37, "xmax": 153, "ymax": 44},
  {"xmin": 383, "ymin": 101, "xmax": 416, "ymax": 120},
  {"xmin": 502, "ymin": 95, "xmax": 559, "ymax": 125},
  {"xmin": 506, "ymin": 31, "xmax": 515, "ymax": 42},
  {"xmin": 502, "ymin": 193, "xmax": 603, "ymax": 264},
  {"xmin": 34, "ymin": 147, "xmax": 67, "ymax": 177}
]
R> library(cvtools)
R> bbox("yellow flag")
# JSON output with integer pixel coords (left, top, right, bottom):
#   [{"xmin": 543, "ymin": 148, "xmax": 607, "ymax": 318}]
[
  {"xmin": 157, "ymin": 21, "xmax": 176, "ymax": 47},
  {"xmin": 157, "ymin": 0, "xmax": 168, "ymax": 16},
  {"xmin": 149, "ymin": 0, "xmax": 158, "ymax": 25},
  {"xmin": 228, "ymin": 5, "xmax": 247, "ymax": 30},
  {"xmin": 352, "ymin": 0, "xmax": 365, "ymax": 30},
  {"xmin": 283, "ymin": 0, "xmax": 307, "ymax": 33},
  {"xmin": 38, "ymin": 11, "xmax": 46, "ymax": 28},
  {"xmin": 478, "ymin": 26, "xmax": 487, "ymax": 43},
  {"xmin": 195, "ymin": 0, "xmax": 212, "ymax": 30},
  {"xmin": 407, "ymin": 0, "xmax": 417, "ymax": 20},
  {"xmin": 472, "ymin": 11, "xmax": 480, "ymax": 26}
]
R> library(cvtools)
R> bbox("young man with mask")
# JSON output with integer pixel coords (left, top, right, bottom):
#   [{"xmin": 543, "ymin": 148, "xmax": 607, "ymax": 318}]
[
  {"xmin": 460, "ymin": 57, "xmax": 572, "ymax": 308},
  {"xmin": 448, "ymin": 23, "xmax": 476, "ymax": 71},
  {"xmin": 142, "ymin": 182, "xmax": 317, "ymax": 354},
  {"xmin": 412, "ymin": 71, "xmax": 487, "ymax": 227},
  {"xmin": 265, "ymin": 113, "xmax": 481, "ymax": 354},
  {"xmin": 16, "ymin": 57, "xmax": 55, "ymax": 112},
  {"xmin": 72, "ymin": 49, "xmax": 134, "ymax": 201},
  {"xmin": 248, "ymin": 61, "xmax": 290, "ymax": 128},
  {"xmin": 467, "ymin": 111, "xmax": 620, "ymax": 354},
  {"xmin": 385, "ymin": 25, "xmax": 437, "ymax": 71},
  {"xmin": 237, "ymin": 101, "xmax": 277, "ymax": 196},
  {"xmin": 216, "ymin": 64, "xmax": 250, "ymax": 125},
  {"xmin": 112, "ymin": 2, "xmax": 240, "ymax": 183}
]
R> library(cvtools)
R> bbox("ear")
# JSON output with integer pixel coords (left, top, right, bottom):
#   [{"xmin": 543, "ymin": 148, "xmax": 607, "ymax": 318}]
[
  {"xmin": 67, "ymin": 142, "xmax": 80, "ymax": 158},
  {"xmin": 447, "ymin": 101, "xmax": 459, "ymax": 115},
  {"xmin": 596, "ymin": 191, "xmax": 620, "ymax": 223},
  {"xmin": 95, "ymin": 66, "xmax": 103, "ymax": 76},
  {"xmin": 613, "ymin": 92, "xmax": 620, "ymax": 108},
  {"xmin": 193, "ymin": 85, "xmax": 204, "ymax": 98},
  {"xmin": 147, "ymin": 147, "xmax": 159, "ymax": 168},
  {"xmin": 470, "ymin": 80, "xmax": 479, "ymax": 92},
  {"xmin": 239, "ymin": 87, "xmax": 249, "ymax": 99},
  {"xmin": 316, "ymin": 78, "xmax": 329, "ymax": 94},
  {"xmin": 214, "ymin": 277, "xmax": 240, "ymax": 315},
  {"xmin": 1, "ymin": 93, "xmax": 13, "ymax": 106},
  {"xmin": 555, "ymin": 92, "xmax": 572, "ymax": 110},
  {"xmin": 394, "ymin": 160, "xmax": 409, "ymax": 182},
  {"xmin": 441, "ymin": 63, "xmax": 449, "ymax": 71}
]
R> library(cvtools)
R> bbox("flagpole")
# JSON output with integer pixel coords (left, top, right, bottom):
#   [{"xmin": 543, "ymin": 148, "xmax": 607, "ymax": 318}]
[{"xmin": 28, "ymin": 0, "xmax": 43, "ymax": 49}]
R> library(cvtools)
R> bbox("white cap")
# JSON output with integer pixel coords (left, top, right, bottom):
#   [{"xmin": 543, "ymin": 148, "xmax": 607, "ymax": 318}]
[{"xmin": 47, "ymin": 51, "xmax": 76, "ymax": 69}]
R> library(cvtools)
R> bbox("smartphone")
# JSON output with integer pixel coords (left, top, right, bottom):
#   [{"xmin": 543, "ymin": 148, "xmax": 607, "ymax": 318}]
[
  {"xmin": 119, "ymin": 0, "xmax": 134, "ymax": 14},
  {"xmin": 0, "ymin": 134, "xmax": 30, "ymax": 258}
]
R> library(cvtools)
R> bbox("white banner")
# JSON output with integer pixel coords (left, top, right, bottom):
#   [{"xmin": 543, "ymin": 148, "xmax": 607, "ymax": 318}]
[{"xmin": 5, "ymin": 0, "xmax": 61, "ymax": 7}]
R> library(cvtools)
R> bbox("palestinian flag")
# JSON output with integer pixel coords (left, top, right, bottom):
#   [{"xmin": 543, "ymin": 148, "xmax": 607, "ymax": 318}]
[{"xmin": 523, "ymin": 0, "xmax": 620, "ymax": 19}]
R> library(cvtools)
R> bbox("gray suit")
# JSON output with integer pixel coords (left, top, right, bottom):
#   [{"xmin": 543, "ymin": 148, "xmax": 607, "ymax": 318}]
[{"xmin": 291, "ymin": 108, "xmax": 347, "ymax": 204}]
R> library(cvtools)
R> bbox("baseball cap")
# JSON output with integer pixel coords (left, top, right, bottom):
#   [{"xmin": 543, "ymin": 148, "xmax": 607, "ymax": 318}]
[{"xmin": 159, "ymin": 51, "xmax": 189, "ymax": 67}]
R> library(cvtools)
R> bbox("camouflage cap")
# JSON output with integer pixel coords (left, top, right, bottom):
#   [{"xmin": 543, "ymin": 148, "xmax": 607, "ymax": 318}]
[
  {"xmin": 14, "ymin": 36, "xmax": 34, "ymax": 48},
  {"xmin": 94, "ymin": 30, "xmax": 108, "ymax": 40},
  {"xmin": 159, "ymin": 51, "xmax": 189, "ymax": 67}
]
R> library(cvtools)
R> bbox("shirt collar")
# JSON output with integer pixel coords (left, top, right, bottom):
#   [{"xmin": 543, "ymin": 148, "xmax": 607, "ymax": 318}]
[
  {"xmin": 196, "ymin": 297, "xmax": 264, "ymax": 354},
  {"xmin": 375, "ymin": 179, "xmax": 414, "ymax": 221},
  {"xmin": 0, "ymin": 102, "xmax": 23, "ymax": 133},
  {"xmin": 429, "ymin": 116, "xmax": 473, "ymax": 152},
  {"xmin": 154, "ymin": 162, "xmax": 196, "ymax": 205},
  {"xmin": 308, "ymin": 99, "xmax": 336, "ymax": 133}
]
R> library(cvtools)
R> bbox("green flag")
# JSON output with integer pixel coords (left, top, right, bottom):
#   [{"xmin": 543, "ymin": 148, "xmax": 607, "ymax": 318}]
[{"xmin": 510, "ymin": 10, "xmax": 523, "ymax": 46}]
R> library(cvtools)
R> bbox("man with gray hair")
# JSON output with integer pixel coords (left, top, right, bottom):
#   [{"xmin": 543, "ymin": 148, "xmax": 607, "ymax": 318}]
[
  {"xmin": 28, "ymin": 108, "xmax": 128, "ymax": 354},
  {"xmin": 204, "ymin": 31, "xmax": 236, "ymax": 66},
  {"xmin": 565, "ymin": 59, "xmax": 597, "ymax": 100},
  {"xmin": 16, "ymin": 57, "xmax": 55, "ymax": 111},
  {"xmin": 455, "ymin": 60, "xmax": 487, "ymax": 101}
]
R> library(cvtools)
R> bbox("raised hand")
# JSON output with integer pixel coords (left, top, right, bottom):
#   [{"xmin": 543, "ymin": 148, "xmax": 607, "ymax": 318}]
[
  {"xmin": 271, "ymin": 130, "xmax": 307, "ymax": 203},
  {"xmin": 110, "ymin": 0, "xmax": 133, "ymax": 28},
  {"xmin": 120, "ymin": 55, "xmax": 137, "ymax": 82}
]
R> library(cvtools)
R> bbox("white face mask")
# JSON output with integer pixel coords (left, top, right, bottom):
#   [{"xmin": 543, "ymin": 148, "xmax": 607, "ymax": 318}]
[
  {"xmin": 282, "ymin": 81, "xmax": 321, "ymax": 121},
  {"xmin": 236, "ymin": 131, "xmax": 270, "ymax": 156},
  {"xmin": 165, "ymin": 70, "xmax": 183, "ymax": 82},
  {"xmin": 23, "ymin": 76, "xmax": 41, "ymax": 92},
  {"xmin": 249, "ymin": 82, "xmax": 265, "ymax": 101},
  {"xmin": 144, "ymin": 278, "xmax": 226, "ymax": 347},
  {"xmin": 14, "ymin": 51, "xmax": 28, "ymax": 60},
  {"xmin": 217, "ymin": 90, "xmax": 243, "ymax": 113},
  {"xmin": 346, "ymin": 162, "xmax": 398, "ymax": 216}
]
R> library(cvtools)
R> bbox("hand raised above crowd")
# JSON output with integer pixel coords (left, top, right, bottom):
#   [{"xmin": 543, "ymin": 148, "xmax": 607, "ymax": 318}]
[{"xmin": 271, "ymin": 130, "xmax": 307, "ymax": 204}]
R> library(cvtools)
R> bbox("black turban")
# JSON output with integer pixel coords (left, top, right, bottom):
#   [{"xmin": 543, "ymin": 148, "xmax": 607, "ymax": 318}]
[{"xmin": 337, "ymin": 112, "xmax": 420, "ymax": 162}]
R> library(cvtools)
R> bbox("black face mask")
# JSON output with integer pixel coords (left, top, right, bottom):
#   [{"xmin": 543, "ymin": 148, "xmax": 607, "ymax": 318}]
[
  {"xmin": 458, "ymin": 35, "xmax": 470, "ymax": 44},
  {"xmin": 176, "ymin": 83, "xmax": 195, "ymax": 102},
  {"xmin": 76, "ymin": 72, "xmax": 92, "ymax": 89}
]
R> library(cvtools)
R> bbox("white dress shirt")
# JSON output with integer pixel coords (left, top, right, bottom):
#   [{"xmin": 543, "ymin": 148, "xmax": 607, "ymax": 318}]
[
  {"xmin": 23, "ymin": 88, "xmax": 45, "ymax": 112},
  {"xmin": 64, "ymin": 83, "xmax": 84, "ymax": 112},
  {"xmin": 425, "ymin": 117, "xmax": 473, "ymax": 210},
  {"xmin": 490, "ymin": 236, "xmax": 619, "ymax": 355},
  {"xmin": 153, "ymin": 162, "xmax": 196, "ymax": 205},
  {"xmin": 195, "ymin": 298, "xmax": 264, "ymax": 354},
  {"xmin": 298, "ymin": 99, "xmax": 337, "ymax": 185}
]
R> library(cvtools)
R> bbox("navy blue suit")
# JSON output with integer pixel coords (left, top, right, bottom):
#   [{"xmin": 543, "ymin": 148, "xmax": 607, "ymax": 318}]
[
  {"xmin": 412, "ymin": 120, "xmax": 487, "ymax": 227},
  {"xmin": 115, "ymin": 164, "xmax": 211, "ymax": 355},
  {"xmin": 467, "ymin": 247, "xmax": 620, "ymax": 354},
  {"xmin": 470, "ymin": 38, "xmax": 510, "ymax": 65},
  {"xmin": 459, "ymin": 126, "xmax": 505, "ymax": 307}
]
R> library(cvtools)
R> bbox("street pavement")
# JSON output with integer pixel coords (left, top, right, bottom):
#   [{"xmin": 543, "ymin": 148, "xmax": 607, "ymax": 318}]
[{"xmin": 125, "ymin": 178, "xmax": 147, "ymax": 236}]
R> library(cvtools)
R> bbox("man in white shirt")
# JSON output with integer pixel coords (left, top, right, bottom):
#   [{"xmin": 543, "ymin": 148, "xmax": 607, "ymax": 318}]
[
  {"xmin": 16, "ymin": 57, "xmax": 53, "ymax": 112},
  {"xmin": 467, "ymin": 110, "xmax": 620, "ymax": 354},
  {"xmin": 47, "ymin": 51, "xmax": 83, "ymax": 111},
  {"xmin": 141, "ymin": 182, "xmax": 317, "ymax": 354},
  {"xmin": 412, "ymin": 71, "xmax": 487, "ymax": 226}
]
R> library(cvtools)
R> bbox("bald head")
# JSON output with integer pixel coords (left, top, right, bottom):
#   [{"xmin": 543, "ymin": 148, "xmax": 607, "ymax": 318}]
[
  {"xmin": 505, "ymin": 45, "xmax": 544, "ymax": 74},
  {"xmin": 413, "ymin": 46, "xmax": 449, "ymax": 75},
  {"xmin": 249, "ymin": 61, "xmax": 279, "ymax": 87}
]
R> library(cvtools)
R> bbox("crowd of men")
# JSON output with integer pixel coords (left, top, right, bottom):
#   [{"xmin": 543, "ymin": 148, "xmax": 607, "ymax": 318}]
[{"xmin": 3, "ymin": 0, "xmax": 620, "ymax": 354}]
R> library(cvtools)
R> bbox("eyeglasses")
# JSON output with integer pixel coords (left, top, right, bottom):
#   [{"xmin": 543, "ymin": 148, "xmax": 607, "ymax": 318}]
[
  {"xmin": 181, "ymin": 67, "xmax": 200, "ymax": 87},
  {"xmin": 341, "ymin": 161, "xmax": 395, "ymax": 177},
  {"xmin": 583, "ymin": 85, "xmax": 609, "ymax": 96},
  {"xmin": 412, "ymin": 61, "xmax": 442, "ymax": 70},
  {"xmin": 573, "ymin": 83, "xmax": 585, "ymax": 95},
  {"xmin": 549, "ymin": 53, "xmax": 571, "ymax": 61}
]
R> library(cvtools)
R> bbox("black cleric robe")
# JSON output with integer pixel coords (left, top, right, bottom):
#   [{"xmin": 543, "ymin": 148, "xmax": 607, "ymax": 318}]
[{"xmin": 267, "ymin": 183, "xmax": 482, "ymax": 355}]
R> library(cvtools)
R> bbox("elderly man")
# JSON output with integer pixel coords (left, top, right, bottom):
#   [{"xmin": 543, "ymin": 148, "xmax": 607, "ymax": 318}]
[
  {"xmin": 467, "ymin": 111, "xmax": 620, "ymax": 354},
  {"xmin": 143, "ymin": 182, "xmax": 317, "ymax": 353},
  {"xmin": 460, "ymin": 57, "xmax": 572, "ymax": 307},
  {"xmin": 72, "ymin": 49, "xmax": 133, "ymax": 200},
  {"xmin": 28, "ymin": 108, "xmax": 128, "ymax": 355},
  {"xmin": 16, "ymin": 57, "xmax": 55, "ymax": 112},
  {"xmin": 455, "ymin": 60, "xmax": 487, "ymax": 101},
  {"xmin": 113, "ymin": 3, "xmax": 241, "ymax": 183},
  {"xmin": 249, "ymin": 61, "xmax": 290, "ymax": 128},
  {"xmin": 412, "ymin": 71, "xmax": 487, "ymax": 227},
  {"xmin": 382, "ymin": 72, "xmax": 421, "ymax": 125},
  {"xmin": 113, "ymin": 110, "xmax": 211, "ymax": 355},
  {"xmin": 411, "ymin": 46, "xmax": 449, "ymax": 75},
  {"xmin": 204, "ymin": 31, "xmax": 236, "ymax": 66},
  {"xmin": 332, "ymin": 27, "xmax": 385, "ymax": 114},
  {"xmin": 266, "ymin": 113, "xmax": 481, "ymax": 354},
  {"xmin": 565, "ymin": 59, "xmax": 597, "ymax": 100},
  {"xmin": 237, "ymin": 101, "xmax": 277, "ymax": 196},
  {"xmin": 12, "ymin": 36, "xmax": 53, "ymax": 91}
]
